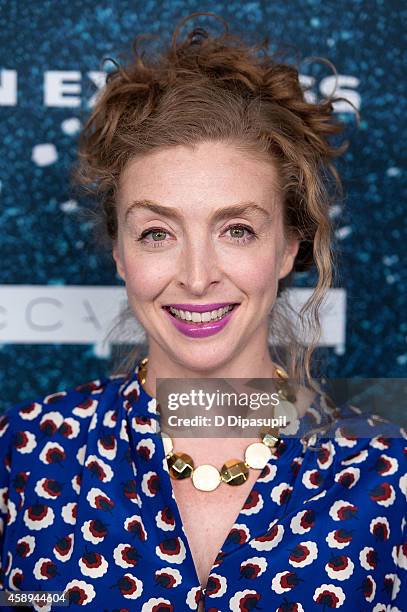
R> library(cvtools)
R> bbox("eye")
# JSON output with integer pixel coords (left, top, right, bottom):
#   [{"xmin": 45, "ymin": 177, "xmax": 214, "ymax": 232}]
[
  {"xmin": 137, "ymin": 224, "xmax": 258, "ymax": 248},
  {"xmin": 137, "ymin": 228, "xmax": 171, "ymax": 247},
  {"xmin": 224, "ymin": 224, "xmax": 257, "ymax": 244}
]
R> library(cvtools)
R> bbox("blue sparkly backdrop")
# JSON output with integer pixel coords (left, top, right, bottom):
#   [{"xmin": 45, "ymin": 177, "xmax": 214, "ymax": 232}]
[{"xmin": 0, "ymin": 1, "xmax": 405, "ymax": 413}]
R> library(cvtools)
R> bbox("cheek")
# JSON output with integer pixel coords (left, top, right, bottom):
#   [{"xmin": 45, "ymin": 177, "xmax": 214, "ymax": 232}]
[
  {"xmin": 121, "ymin": 249, "xmax": 173, "ymax": 301},
  {"xmin": 226, "ymin": 251, "xmax": 280, "ymax": 294}
]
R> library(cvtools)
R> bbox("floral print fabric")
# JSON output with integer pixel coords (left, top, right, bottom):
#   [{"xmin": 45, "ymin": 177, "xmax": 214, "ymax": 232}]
[{"xmin": 0, "ymin": 364, "xmax": 406, "ymax": 611}]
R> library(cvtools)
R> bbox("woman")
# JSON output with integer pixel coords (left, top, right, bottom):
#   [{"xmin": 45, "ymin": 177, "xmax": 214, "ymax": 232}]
[{"xmin": 1, "ymin": 13, "xmax": 405, "ymax": 612}]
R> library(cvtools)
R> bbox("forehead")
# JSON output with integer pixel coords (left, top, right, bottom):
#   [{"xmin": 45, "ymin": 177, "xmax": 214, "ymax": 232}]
[{"xmin": 118, "ymin": 141, "xmax": 282, "ymax": 215}]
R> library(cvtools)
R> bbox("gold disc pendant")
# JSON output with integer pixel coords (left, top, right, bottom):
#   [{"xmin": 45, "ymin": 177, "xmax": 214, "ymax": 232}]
[
  {"xmin": 220, "ymin": 459, "xmax": 249, "ymax": 486},
  {"xmin": 261, "ymin": 431, "xmax": 280, "ymax": 450},
  {"xmin": 168, "ymin": 452, "xmax": 194, "ymax": 480}
]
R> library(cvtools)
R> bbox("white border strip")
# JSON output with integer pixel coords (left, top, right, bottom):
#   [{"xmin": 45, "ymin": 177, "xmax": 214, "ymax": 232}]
[{"xmin": 0, "ymin": 285, "xmax": 346, "ymax": 355}]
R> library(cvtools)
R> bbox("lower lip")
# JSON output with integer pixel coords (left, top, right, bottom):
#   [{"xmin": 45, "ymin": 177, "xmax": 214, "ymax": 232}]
[{"xmin": 163, "ymin": 306, "xmax": 239, "ymax": 338}]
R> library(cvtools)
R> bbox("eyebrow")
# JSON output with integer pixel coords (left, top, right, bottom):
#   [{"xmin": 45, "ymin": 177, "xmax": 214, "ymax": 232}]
[{"xmin": 124, "ymin": 199, "xmax": 273, "ymax": 223}]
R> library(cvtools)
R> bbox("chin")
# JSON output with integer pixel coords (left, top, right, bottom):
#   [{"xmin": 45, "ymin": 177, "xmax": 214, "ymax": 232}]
[{"xmin": 166, "ymin": 346, "xmax": 236, "ymax": 374}]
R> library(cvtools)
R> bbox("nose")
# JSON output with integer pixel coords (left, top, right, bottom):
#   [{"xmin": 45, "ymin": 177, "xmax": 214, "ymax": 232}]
[{"xmin": 176, "ymin": 233, "xmax": 221, "ymax": 295}]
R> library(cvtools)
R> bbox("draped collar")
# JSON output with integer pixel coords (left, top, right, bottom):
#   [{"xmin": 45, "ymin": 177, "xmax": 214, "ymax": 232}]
[{"xmin": 117, "ymin": 359, "xmax": 337, "ymax": 444}]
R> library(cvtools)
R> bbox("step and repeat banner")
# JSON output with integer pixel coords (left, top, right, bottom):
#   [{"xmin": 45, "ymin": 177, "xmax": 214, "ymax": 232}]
[{"xmin": 0, "ymin": 1, "xmax": 405, "ymax": 412}]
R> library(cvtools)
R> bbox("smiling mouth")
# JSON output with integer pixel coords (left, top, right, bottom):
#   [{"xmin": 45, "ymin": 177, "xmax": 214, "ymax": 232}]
[{"xmin": 163, "ymin": 304, "xmax": 239, "ymax": 324}]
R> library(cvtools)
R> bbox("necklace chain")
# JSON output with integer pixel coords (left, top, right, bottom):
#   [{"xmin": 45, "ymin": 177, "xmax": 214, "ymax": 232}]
[{"xmin": 136, "ymin": 357, "xmax": 296, "ymax": 492}]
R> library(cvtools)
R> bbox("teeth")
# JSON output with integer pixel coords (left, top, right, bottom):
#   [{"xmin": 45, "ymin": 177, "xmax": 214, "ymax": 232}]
[{"xmin": 168, "ymin": 305, "xmax": 234, "ymax": 323}]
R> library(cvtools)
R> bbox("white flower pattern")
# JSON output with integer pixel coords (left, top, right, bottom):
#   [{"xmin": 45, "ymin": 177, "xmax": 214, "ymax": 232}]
[{"xmin": 0, "ymin": 366, "xmax": 405, "ymax": 610}]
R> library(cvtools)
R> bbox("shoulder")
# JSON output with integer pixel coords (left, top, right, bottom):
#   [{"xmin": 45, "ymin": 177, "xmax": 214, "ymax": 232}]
[
  {"xmin": 0, "ymin": 373, "xmax": 127, "ymax": 458},
  {"xmin": 312, "ymin": 401, "xmax": 407, "ymax": 463},
  {"xmin": 326, "ymin": 402, "xmax": 406, "ymax": 450},
  {"xmin": 311, "ymin": 403, "xmax": 407, "ymax": 513}
]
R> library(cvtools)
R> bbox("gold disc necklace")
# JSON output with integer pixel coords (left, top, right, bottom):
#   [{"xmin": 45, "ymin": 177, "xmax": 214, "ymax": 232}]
[{"xmin": 136, "ymin": 357, "xmax": 296, "ymax": 492}]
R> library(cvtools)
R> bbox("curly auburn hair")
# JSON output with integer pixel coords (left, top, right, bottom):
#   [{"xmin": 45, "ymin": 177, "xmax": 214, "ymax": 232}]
[{"xmin": 74, "ymin": 12, "xmax": 349, "ymax": 386}]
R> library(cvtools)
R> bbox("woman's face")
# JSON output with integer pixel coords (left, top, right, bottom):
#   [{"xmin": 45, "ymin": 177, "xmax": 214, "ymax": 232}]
[{"xmin": 113, "ymin": 141, "xmax": 299, "ymax": 372}]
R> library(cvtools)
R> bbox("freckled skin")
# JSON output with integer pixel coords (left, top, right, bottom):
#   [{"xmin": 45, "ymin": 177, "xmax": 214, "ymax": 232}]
[{"xmin": 113, "ymin": 141, "xmax": 299, "ymax": 384}]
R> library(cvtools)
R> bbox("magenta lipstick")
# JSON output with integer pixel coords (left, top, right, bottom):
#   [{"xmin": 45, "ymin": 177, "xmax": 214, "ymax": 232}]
[{"xmin": 162, "ymin": 304, "xmax": 239, "ymax": 338}]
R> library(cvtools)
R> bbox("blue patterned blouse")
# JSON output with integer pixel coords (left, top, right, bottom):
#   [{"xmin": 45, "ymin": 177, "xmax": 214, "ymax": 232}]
[{"xmin": 0, "ymin": 363, "xmax": 406, "ymax": 611}]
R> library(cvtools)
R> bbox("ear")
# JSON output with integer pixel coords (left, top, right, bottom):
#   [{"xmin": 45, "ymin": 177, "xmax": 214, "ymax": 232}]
[
  {"xmin": 112, "ymin": 242, "xmax": 126, "ymax": 282},
  {"xmin": 278, "ymin": 238, "xmax": 300, "ymax": 280}
]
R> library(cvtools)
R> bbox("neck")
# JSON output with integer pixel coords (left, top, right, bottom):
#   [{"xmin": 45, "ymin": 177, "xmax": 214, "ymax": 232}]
[{"xmin": 140, "ymin": 343, "xmax": 281, "ymax": 399}]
